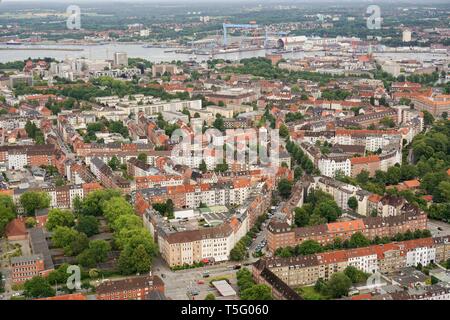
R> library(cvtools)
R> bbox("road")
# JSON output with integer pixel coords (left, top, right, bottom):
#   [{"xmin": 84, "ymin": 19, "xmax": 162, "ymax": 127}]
[
  {"xmin": 152, "ymin": 257, "xmax": 245, "ymax": 300},
  {"xmin": 151, "ymin": 214, "xmax": 272, "ymax": 300},
  {"xmin": 54, "ymin": 128, "xmax": 75, "ymax": 160}
]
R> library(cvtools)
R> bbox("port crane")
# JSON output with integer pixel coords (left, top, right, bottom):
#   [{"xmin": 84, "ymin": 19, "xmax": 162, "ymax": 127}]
[{"xmin": 222, "ymin": 23, "xmax": 260, "ymax": 47}]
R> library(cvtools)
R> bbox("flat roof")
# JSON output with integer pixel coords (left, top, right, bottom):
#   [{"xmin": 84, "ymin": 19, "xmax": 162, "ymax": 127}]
[
  {"xmin": 211, "ymin": 280, "xmax": 236, "ymax": 297},
  {"xmin": 29, "ymin": 227, "xmax": 54, "ymax": 270}
]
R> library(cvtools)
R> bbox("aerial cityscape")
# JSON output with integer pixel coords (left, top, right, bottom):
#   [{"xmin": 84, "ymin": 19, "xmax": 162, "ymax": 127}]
[{"xmin": 0, "ymin": 0, "xmax": 449, "ymax": 306}]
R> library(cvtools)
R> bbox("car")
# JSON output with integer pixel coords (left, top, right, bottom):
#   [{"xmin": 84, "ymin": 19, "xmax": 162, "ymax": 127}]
[
  {"xmin": 233, "ymin": 264, "xmax": 242, "ymax": 270},
  {"xmin": 197, "ymin": 280, "xmax": 205, "ymax": 285},
  {"xmin": 202, "ymin": 272, "xmax": 210, "ymax": 278},
  {"xmin": 438, "ymin": 227, "xmax": 443, "ymax": 231},
  {"xmin": 161, "ymin": 274, "xmax": 166, "ymax": 278}
]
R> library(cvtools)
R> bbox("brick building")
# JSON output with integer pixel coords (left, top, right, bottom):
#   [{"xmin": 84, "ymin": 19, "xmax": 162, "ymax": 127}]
[{"xmin": 96, "ymin": 275, "xmax": 164, "ymax": 300}]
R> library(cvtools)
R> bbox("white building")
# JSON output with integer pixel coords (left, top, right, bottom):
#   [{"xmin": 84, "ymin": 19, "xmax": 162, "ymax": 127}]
[
  {"xmin": 318, "ymin": 157, "xmax": 351, "ymax": 178},
  {"xmin": 406, "ymin": 246, "xmax": 436, "ymax": 267},
  {"xmin": 348, "ymin": 252, "xmax": 379, "ymax": 274},
  {"xmin": 7, "ymin": 152, "xmax": 27, "ymax": 170}
]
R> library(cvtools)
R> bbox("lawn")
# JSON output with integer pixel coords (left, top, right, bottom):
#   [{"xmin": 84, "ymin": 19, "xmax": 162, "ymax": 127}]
[{"xmin": 295, "ymin": 286, "xmax": 329, "ymax": 300}]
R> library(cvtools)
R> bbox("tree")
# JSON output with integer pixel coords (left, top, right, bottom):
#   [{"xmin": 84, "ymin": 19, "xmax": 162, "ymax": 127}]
[
  {"xmin": 400, "ymin": 164, "xmax": 419, "ymax": 181},
  {"xmin": 77, "ymin": 240, "xmax": 111, "ymax": 267},
  {"xmin": 111, "ymin": 214, "xmax": 142, "ymax": 233},
  {"xmin": 25, "ymin": 217, "xmax": 36, "ymax": 228},
  {"xmin": 437, "ymin": 181, "xmax": 450, "ymax": 202},
  {"xmin": 294, "ymin": 167, "xmax": 303, "ymax": 180},
  {"xmin": 422, "ymin": 110, "xmax": 434, "ymax": 126},
  {"xmin": 76, "ymin": 249, "xmax": 97, "ymax": 268},
  {"xmin": 199, "ymin": 160, "xmax": 208, "ymax": 173},
  {"xmin": 108, "ymin": 156, "xmax": 121, "ymax": 171},
  {"xmin": 47, "ymin": 264, "xmax": 71, "ymax": 285},
  {"xmin": 278, "ymin": 178, "xmax": 293, "ymax": 199},
  {"xmin": 0, "ymin": 195, "xmax": 16, "ymax": 236},
  {"xmin": 205, "ymin": 293, "xmax": 216, "ymax": 300},
  {"xmin": 279, "ymin": 124, "xmax": 289, "ymax": 138},
  {"xmin": 79, "ymin": 189, "xmax": 122, "ymax": 216},
  {"xmin": 76, "ymin": 215, "xmax": 100, "ymax": 237},
  {"xmin": 118, "ymin": 244, "xmax": 152, "ymax": 275},
  {"xmin": 24, "ymin": 276, "xmax": 55, "ymax": 298},
  {"xmin": 380, "ymin": 116, "xmax": 395, "ymax": 128},
  {"xmin": 313, "ymin": 200, "xmax": 342, "ymax": 222},
  {"xmin": 309, "ymin": 213, "xmax": 327, "ymax": 226},
  {"xmin": 386, "ymin": 166, "xmax": 401, "ymax": 185},
  {"xmin": 314, "ymin": 278, "xmax": 328, "ymax": 294},
  {"xmin": 348, "ymin": 232, "xmax": 371, "ymax": 248},
  {"xmin": 102, "ymin": 196, "xmax": 135, "ymax": 223},
  {"xmin": 89, "ymin": 240, "xmax": 111, "ymax": 262},
  {"xmin": 137, "ymin": 153, "xmax": 147, "ymax": 163},
  {"xmin": 240, "ymin": 284, "xmax": 272, "ymax": 300},
  {"xmin": 294, "ymin": 207, "xmax": 309, "ymax": 227},
  {"xmin": 213, "ymin": 117, "xmax": 225, "ymax": 132},
  {"xmin": 344, "ymin": 266, "xmax": 369, "ymax": 284},
  {"xmin": 356, "ymin": 170, "xmax": 370, "ymax": 185},
  {"xmin": 237, "ymin": 268, "xmax": 255, "ymax": 291},
  {"xmin": 326, "ymin": 272, "xmax": 352, "ymax": 298},
  {"xmin": 347, "ymin": 197, "xmax": 358, "ymax": 211},
  {"xmin": 45, "ymin": 209, "xmax": 75, "ymax": 231},
  {"xmin": 296, "ymin": 240, "xmax": 322, "ymax": 255},
  {"xmin": 19, "ymin": 191, "xmax": 50, "ymax": 215},
  {"xmin": 52, "ymin": 226, "xmax": 89, "ymax": 256},
  {"xmin": 214, "ymin": 162, "xmax": 229, "ymax": 173},
  {"xmin": 230, "ymin": 246, "xmax": 246, "ymax": 261}
]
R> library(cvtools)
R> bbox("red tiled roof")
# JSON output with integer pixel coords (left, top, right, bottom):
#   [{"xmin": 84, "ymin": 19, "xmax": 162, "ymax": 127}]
[
  {"xmin": 36, "ymin": 293, "xmax": 86, "ymax": 300},
  {"xmin": 350, "ymin": 155, "xmax": 380, "ymax": 165},
  {"xmin": 403, "ymin": 180, "xmax": 420, "ymax": 189},
  {"xmin": 5, "ymin": 218, "xmax": 27, "ymax": 238}
]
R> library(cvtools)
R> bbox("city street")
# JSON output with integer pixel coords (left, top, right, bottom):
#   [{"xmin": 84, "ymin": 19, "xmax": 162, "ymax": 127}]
[{"xmin": 152, "ymin": 257, "xmax": 245, "ymax": 300}]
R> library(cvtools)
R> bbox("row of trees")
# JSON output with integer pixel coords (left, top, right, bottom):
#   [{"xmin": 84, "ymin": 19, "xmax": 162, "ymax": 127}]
[
  {"xmin": 230, "ymin": 214, "xmax": 267, "ymax": 261},
  {"xmin": 0, "ymin": 195, "xmax": 16, "ymax": 237},
  {"xmin": 286, "ymin": 139, "xmax": 315, "ymax": 176},
  {"xmin": 236, "ymin": 268, "xmax": 272, "ymax": 300},
  {"xmin": 275, "ymin": 229, "xmax": 432, "ymax": 258},
  {"xmin": 73, "ymin": 189, "xmax": 158, "ymax": 274}
]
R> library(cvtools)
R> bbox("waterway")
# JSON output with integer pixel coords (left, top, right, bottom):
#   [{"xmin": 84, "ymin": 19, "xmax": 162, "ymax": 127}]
[{"xmin": 0, "ymin": 43, "xmax": 447, "ymax": 63}]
